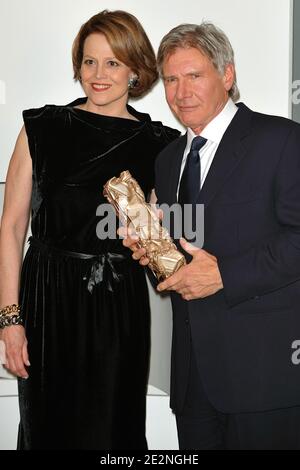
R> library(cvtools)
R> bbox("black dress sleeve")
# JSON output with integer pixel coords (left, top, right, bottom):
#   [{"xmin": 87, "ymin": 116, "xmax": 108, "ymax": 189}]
[{"xmin": 22, "ymin": 106, "xmax": 48, "ymax": 164}]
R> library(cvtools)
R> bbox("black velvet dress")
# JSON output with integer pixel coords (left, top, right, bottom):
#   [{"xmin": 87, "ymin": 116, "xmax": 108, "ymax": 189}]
[{"xmin": 17, "ymin": 97, "xmax": 180, "ymax": 450}]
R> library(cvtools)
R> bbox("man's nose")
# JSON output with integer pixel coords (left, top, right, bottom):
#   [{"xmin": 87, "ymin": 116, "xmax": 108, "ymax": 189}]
[{"xmin": 176, "ymin": 80, "xmax": 192, "ymax": 99}]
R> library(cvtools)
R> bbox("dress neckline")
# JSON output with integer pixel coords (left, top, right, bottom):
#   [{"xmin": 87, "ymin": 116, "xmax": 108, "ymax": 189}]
[{"xmin": 66, "ymin": 97, "xmax": 151, "ymax": 128}]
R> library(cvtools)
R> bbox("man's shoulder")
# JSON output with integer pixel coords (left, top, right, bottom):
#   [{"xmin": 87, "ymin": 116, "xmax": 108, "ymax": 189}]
[
  {"xmin": 238, "ymin": 102, "xmax": 300, "ymax": 134},
  {"xmin": 254, "ymin": 110, "xmax": 299, "ymax": 130}
]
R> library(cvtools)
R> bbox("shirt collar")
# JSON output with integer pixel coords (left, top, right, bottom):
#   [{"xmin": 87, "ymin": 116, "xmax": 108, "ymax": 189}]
[{"xmin": 186, "ymin": 98, "xmax": 238, "ymax": 147}]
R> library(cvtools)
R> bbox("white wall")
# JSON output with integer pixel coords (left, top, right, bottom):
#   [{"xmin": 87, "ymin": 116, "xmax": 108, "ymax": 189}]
[{"xmin": 0, "ymin": 0, "xmax": 293, "ymax": 451}]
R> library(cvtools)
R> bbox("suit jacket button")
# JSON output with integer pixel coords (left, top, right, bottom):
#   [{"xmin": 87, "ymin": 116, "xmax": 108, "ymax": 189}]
[{"xmin": 185, "ymin": 318, "xmax": 189, "ymax": 325}]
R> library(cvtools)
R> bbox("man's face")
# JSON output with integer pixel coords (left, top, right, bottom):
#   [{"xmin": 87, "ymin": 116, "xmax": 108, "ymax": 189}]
[{"xmin": 162, "ymin": 47, "xmax": 234, "ymax": 134}]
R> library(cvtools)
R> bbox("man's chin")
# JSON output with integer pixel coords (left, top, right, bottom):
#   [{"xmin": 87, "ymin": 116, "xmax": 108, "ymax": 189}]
[
  {"xmin": 177, "ymin": 112, "xmax": 199, "ymax": 128},
  {"xmin": 180, "ymin": 118, "xmax": 197, "ymax": 129}
]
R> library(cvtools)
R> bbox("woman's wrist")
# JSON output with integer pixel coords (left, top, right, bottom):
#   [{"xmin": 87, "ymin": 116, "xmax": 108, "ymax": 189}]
[{"xmin": 0, "ymin": 303, "xmax": 23, "ymax": 329}]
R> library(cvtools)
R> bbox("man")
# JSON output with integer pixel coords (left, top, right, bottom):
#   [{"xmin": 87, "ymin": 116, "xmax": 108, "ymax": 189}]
[{"xmin": 123, "ymin": 22, "xmax": 300, "ymax": 449}]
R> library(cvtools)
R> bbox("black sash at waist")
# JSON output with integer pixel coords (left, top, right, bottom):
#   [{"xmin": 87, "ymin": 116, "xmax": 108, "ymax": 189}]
[{"xmin": 28, "ymin": 236, "xmax": 129, "ymax": 293}]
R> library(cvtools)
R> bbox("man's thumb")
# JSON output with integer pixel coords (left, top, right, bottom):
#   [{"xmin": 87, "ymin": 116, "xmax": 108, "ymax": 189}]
[{"xmin": 179, "ymin": 237, "xmax": 200, "ymax": 256}]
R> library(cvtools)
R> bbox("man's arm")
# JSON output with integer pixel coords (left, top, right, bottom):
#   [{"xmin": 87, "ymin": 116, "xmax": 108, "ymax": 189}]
[{"xmin": 219, "ymin": 125, "xmax": 300, "ymax": 306}]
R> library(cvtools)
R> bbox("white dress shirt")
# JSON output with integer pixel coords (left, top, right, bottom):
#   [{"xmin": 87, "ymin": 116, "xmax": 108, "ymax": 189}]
[{"xmin": 177, "ymin": 98, "xmax": 238, "ymax": 200}]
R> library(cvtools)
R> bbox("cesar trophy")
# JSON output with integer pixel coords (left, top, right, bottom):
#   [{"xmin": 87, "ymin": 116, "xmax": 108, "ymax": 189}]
[{"xmin": 103, "ymin": 171, "xmax": 185, "ymax": 281}]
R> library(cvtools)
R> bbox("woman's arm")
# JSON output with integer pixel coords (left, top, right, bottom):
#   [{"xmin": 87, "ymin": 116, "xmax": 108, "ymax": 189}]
[{"xmin": 0, "ymin": 126, "xmax": 32, "ymax": 378}]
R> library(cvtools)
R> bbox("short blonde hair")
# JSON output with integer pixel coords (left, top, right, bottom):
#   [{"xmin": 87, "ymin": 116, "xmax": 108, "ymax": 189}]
[{"xmin": 72, "ymin": 10, "xmax": 158, "ymax": 98}]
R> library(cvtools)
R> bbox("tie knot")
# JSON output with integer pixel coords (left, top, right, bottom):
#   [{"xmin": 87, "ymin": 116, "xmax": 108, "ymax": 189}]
[{"xmin": 190, "ymin": 136, "xmax": 207, "ymax": 152}]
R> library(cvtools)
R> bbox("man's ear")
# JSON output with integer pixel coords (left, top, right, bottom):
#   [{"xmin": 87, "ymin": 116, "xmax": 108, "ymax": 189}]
[{"xmin": 223, "ymin": 63, "xmax": 235, "ymax": 92}]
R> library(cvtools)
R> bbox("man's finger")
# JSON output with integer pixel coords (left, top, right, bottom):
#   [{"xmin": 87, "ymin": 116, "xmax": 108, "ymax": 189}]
[
  {"xmin": 123, "ymin": 237, "xmax": 138, "ymax": 249},
  {"xmin": 179, "ymin": 238, "xmax": 201, "ymax": 256},
  {"xmin": 157, "ymin": 271, "xmax": 183, "ymax": 291},
  {"xmin": 118, "ymin": 226, "xmax": 139, "ymax": 240},
  {"xmin": 140, "ymin": 256, "xmax": 150, "ymax": 266},
  {"xmin": 157, "ymin": 208, "xmax": 164, "ymax": 220},
  {"xmin": 132, "ymin": 247, "xmax": 146, "ymax": 260}
]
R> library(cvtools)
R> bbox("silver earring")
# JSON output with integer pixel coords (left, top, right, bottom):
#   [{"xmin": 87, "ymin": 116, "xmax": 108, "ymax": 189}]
[{"xmin": 128, "ymin": 77, "xmax": 138, "ymax": 89}]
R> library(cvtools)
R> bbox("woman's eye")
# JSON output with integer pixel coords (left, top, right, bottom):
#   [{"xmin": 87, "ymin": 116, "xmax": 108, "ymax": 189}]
[
  {"xmin": 107, "ymin": 60, "xmax": 120, "ymax": 67},
  {"xmin": 84, "ymin": 59, "xmax": 95, "ymax": 65}
]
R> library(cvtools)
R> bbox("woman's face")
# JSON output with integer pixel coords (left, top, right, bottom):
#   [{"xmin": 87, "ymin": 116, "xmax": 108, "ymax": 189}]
[{"xmin": 80, "ymin": 33, "xmax": 134, "ymax": 116}]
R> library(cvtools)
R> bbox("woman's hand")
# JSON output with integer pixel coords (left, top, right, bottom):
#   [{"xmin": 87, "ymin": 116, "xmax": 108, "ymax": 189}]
[{"xmin": 2, "ymin": 325, "xmax": 30, "ymax": 378}]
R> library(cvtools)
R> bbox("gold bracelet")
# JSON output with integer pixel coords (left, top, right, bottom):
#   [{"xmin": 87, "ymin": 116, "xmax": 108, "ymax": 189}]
[
  {"xmin": 0, "ymin": 304, "xmax": 21, "ymax": 316},
  {"xmin": 0, "ymin": 304, "xmax": 22, "ymax": 329}
]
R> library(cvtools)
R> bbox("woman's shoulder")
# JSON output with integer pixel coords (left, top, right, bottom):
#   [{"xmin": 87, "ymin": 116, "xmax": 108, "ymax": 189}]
[
  {"xmin": 22, "ymin": 103, "xmax": 75, "ymax": 141},
  {"xmin": 150, "ymin": 120, "xmax": 181, "ymax": 143},
  {"xmin": 22, "ymin": 102, "xmax": 79, "ymax": 134},
  {"xmin": 128, "ymin": 106, "xmax": 181, "ymax": 143},
  {"xmin": 22, "ymin": 103, "xmax": 68, "ymax": 122}
]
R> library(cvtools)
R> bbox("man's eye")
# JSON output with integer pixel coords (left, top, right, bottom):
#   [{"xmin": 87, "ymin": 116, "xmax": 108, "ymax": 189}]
[{"xmin": 164, "ymin": 77, "xmax": 176, "ymax": 84}]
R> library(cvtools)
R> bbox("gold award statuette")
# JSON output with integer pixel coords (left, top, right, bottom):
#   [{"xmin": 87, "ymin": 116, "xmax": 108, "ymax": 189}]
[{"xmin": 103, "ymin": 170, "xmax": 186, "ymax": 281}]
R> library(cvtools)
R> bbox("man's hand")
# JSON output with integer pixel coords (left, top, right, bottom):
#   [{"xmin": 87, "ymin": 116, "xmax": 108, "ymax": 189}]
[
  {"xmin": 157, "ymin": 238, "xmax": 223, "ymax": 300},
  {"xmin": 119, "ymin": 227, "xmax": 150, "ymax": 266},
  {"xmin": 118, "ymin": 205, "xmax": 163, "ymax": 267}
]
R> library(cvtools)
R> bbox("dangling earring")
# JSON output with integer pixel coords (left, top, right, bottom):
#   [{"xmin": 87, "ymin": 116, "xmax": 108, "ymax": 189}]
[{"xmin": 128, "ymin": 76, "xmax": 138, "ymax": 89}]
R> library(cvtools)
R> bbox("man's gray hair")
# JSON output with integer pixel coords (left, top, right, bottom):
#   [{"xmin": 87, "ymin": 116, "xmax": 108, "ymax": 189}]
[{"xmin": 157, "ymin": 22, "xmax": 240, "ymax": 102}]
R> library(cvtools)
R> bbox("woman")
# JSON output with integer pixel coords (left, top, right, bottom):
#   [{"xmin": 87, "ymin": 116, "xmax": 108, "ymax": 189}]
[{"xmin": 0, "ymin": 10, "xmax": 179, "ymax": 449}]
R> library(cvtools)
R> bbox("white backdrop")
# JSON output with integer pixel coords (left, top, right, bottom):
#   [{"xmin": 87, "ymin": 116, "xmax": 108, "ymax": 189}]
[{"xmin": 0, "ymin": 0, "xmax": 294, "ymax": 450}]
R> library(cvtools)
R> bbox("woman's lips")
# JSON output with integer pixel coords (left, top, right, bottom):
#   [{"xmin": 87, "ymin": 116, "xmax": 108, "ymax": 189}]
[{"xmin": 91, "ymin": 83, "xmax": 111, "ymax": 92}]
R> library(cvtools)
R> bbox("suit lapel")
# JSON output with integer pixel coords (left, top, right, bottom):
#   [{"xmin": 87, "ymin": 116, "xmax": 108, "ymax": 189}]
[
  {"xmin": 198, "ymin": 103, "xmax": 253, "ymax": 207},
  {"xmin": 168, "ymin": 134, "xmax": 187, "ymax": 204}
]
